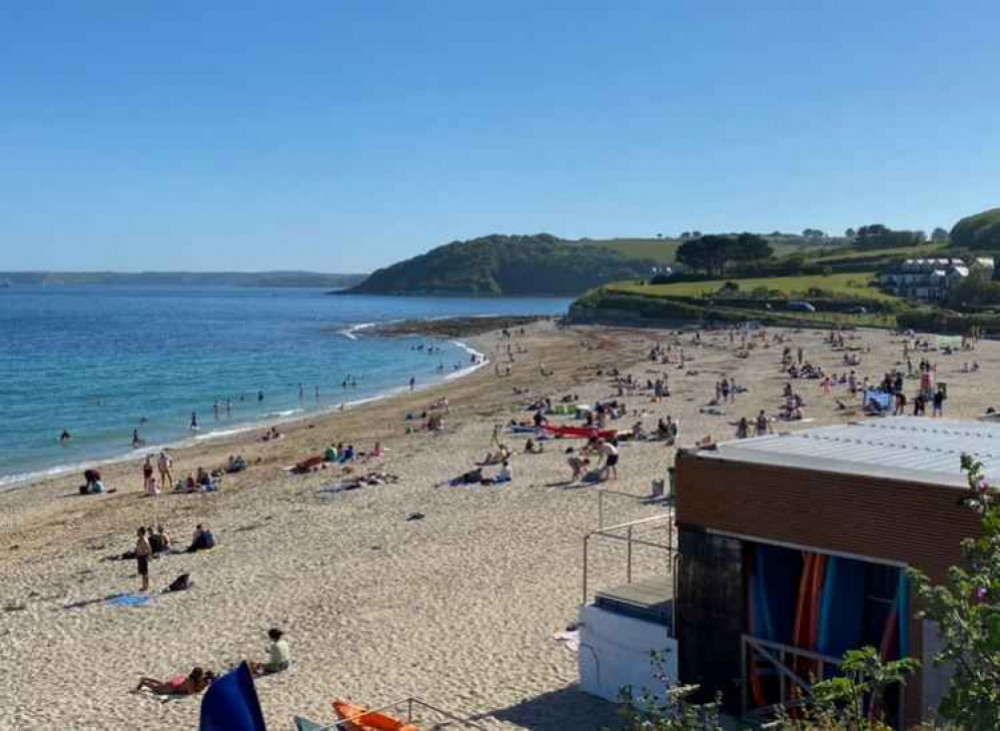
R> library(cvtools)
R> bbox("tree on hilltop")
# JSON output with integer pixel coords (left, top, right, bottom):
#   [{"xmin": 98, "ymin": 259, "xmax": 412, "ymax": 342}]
[{"xmin": 676, "ymin": 233, "xmax": 772, "ymax": 277}]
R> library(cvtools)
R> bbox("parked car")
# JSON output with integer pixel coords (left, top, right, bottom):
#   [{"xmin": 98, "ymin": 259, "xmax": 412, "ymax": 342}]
[{"xmin": 788, "ymin": 301, "xmax": 816, "ymax": 313}]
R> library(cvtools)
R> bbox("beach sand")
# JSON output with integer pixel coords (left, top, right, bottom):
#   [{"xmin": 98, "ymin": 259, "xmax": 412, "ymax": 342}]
[{"xmin": 1, "ymin": 321, "xmax": 995, "ymax": 730}]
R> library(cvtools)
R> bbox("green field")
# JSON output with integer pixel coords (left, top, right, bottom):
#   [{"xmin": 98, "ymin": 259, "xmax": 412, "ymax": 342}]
[
  {"xmin": 590, "ymin": 238, "xmax": 680, "ymax": 265},
  {"xmin": 589, "ymin": 235, "xmax": 854, "ymax": 267},
  {"xmin": 811, "ymin": 242, "xmax": 948, "ymax": 264},
  {"xmin": 608, "ymin": 271, "xmax": 899, "ymax": 302}
]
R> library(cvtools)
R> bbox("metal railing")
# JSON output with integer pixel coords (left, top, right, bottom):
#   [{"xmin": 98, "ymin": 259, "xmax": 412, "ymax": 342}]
[
  {"xmin": 596, "ymin": 487, "xmax": 670, "ymax": 529},
  {"xmin": 741, "ymin": 634, "xmax": 907, "ymax": 729},
  {"xmin": 741, "ymin": 634, "xmax": 842, "ymax": 720},
  {"xmin": 581, "ymin": 513, "xmax": 676, "ymax": 606},
  {"xmin": 317, "ymin": 697, "xmax": 487, "ymax": 730}
]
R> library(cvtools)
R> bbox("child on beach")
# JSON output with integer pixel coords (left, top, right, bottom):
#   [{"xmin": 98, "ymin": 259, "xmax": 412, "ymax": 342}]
[
  {"xmin": 250, "ymin": 628, "xmax": 291, "ymax": 676},
  {"xmin": 567, "ymin": 455, "xmax": 590, "ymax": 482}
]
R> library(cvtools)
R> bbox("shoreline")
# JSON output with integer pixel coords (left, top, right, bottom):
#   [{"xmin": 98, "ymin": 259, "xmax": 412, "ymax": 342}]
[
  {"xmin": 4, "ymin": 320, "xmax": 996, "ymax": 730},
  {"xmin": 0, "ymin": 332, "xmax": 489, "ymax": 492}
]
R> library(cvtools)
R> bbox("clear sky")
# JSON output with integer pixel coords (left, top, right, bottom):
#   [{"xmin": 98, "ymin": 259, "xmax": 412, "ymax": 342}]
[{"xmin": 2, "ymin": 1, "xmax": 998, "ymax": 273}]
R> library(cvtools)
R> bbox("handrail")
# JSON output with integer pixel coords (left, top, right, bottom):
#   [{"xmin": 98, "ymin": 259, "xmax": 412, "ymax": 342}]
[
  {"xmin": 741, "ymin": 634, "xmax": 842, "ymax": 720},
  {"xmin": 318, "ymin": 696, "xmax": 487, "ymax": 729},
  {"xmin": 582, "ymin": 513, "xmax": 675, "ymax": 606},
  {"xmin": 597, "ymin": 487, "xmax": 667, "ymax": 528}
]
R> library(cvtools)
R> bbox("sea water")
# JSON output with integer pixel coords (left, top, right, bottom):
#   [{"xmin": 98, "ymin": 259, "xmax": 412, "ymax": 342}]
[{"xmin": 0, "ymin": 286, "xmax": 569, "ymax": 485}]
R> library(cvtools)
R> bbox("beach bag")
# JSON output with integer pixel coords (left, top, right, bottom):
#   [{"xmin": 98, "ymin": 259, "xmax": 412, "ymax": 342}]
[{"xmin": 167, "ymin": 573, "xmax": 192, "ymax": 592}]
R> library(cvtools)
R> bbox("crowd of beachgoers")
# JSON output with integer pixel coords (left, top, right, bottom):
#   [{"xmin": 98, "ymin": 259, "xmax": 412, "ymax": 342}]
[{"xmin": 2, "ymin": 319, "xmax": 997, "ymax": 729}]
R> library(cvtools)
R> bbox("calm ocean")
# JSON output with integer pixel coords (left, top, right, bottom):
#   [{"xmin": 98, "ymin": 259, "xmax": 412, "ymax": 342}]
[{"xmin": 0, "ymin": 286, "xmax": 569, "ymax": 485}]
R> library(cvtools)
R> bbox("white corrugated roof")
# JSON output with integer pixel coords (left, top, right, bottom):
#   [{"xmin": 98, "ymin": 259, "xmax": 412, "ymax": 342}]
[{"xmin": 703, "ymin": 417, "xmax": 1000, "ymax": 488}]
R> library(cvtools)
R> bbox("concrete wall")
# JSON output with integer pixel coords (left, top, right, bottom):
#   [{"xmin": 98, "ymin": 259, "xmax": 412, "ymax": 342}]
[{"xmin": 578, "ymin": 603, "xmax": 678, "ymax": 704}]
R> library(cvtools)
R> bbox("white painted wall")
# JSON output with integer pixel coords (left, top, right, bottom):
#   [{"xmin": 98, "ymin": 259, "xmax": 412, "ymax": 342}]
[{"xmin": 578, "ymin": 603, "xmax": 679, "ymax": 704}]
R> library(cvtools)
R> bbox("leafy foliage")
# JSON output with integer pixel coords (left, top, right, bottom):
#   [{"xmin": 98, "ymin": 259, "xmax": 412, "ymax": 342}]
[
  {"xmin": 349, "ymin": 234, "xmax": 657, "ymax": 296},
  {"xmin": 945, "ymin": 263, "xmax": 1000, "ymax": 308},
  {"xmin": 852, "ymin": 224, "xmax": 927, "ymax": 251},
  {"xmin": 775, "ymin": 647, "xmax": 918, "ymax": 730},
  {"xmin": 615, "ymin": 653, "xmax": 723, "ymax": 731},
  {"xmin": 909, "ymin": 454, "xmax": 1000, "ymax": 729},
  {"xmin": 950, "ymin": 207, "xmax": 1000, "ymax": 250},
  {"xmin": 675, "ymin": 233, "xmax": 773, "ymax": 276}
]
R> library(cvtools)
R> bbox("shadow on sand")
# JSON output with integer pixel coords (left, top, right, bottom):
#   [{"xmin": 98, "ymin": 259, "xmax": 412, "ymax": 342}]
[{"xmin": 476, "ymin": 684, "xmax": 620, "ymax": 730}]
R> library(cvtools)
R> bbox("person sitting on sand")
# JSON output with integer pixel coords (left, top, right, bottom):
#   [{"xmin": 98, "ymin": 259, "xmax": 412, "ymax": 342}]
[
  {"xmin": 480, "ymin": 444, "xmax": 510, "ymax": 466},
  {"xmin": 524, "ymin": 438, "xmax": 543, "ymax": 454},
  {"xmin": 225, "ymin": 454, "xmax": 247, "ymax": 473},
  {"xmin": 251, "ymin": 628, "xmax": 291, "ymax": 676},
  {"xmin": 187, "ymin": 524, "xmax": 216, "ymax": 553},
  {"xmin": 135, "ymin": 667, "xmax": 214, "ymax": 696},
  {"xmin": 324, "ymin": 443, "xmax": 339, "ymax": 462}
]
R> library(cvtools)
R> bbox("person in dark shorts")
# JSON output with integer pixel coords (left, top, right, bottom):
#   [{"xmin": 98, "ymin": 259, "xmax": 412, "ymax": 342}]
[{"xmin": 135, "ymin": 527, "xmax": 152, "ymax": 592}]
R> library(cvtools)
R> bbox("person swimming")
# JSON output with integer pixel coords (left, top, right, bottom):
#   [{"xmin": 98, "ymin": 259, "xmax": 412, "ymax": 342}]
[
  {"xmin": 59, "ymin": 429, "xmax": 71, "ymax": 443},
  {"xmin": 190, "ymin": 412, "xmax": 198, "ymax": 430}
]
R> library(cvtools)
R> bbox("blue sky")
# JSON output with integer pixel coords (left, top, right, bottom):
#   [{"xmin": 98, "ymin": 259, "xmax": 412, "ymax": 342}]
[{"xmin": 2, "ymin": 1, "xmax": 998, "ymax": 273}]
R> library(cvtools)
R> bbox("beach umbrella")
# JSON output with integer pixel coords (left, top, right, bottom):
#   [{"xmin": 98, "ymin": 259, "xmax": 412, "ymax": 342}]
[{"xmin": 199, "ymin": 661, "xmax": 266, "ymax": 731}]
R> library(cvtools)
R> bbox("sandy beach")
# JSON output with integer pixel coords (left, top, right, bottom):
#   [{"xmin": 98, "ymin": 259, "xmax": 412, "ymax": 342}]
[{"xmin": 2, "ymin": 320, "xmax": 996, "ymax": 730}]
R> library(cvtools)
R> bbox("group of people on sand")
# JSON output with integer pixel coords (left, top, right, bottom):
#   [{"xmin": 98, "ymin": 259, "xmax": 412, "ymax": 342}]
[
  {"xmin": 132, "ymin": 524, "xmax": 216, "ymax": 592},
  {"xmin": 134, "ymin": 627, "xmax": 290, "ymax": 698},
  {"xmin": 563, "ymin": 436, "xmax": 619, "ymax": 484},
  {"xmin": 143, "ymin": 454, "xmax": 220, "ymax": 495}
]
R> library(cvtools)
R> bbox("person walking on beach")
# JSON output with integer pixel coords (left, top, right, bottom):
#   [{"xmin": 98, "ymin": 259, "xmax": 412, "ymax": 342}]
[
  {"xmin": 135, "ymin": 527, "xmax": 152, "ymax": 592},
  {"xmin": 409, "ymin": 376, "xmax": 416, "ymax": 391},
  {"xmin": 157, "ymin": 450, "xmax": 174, "ymax": 491}
]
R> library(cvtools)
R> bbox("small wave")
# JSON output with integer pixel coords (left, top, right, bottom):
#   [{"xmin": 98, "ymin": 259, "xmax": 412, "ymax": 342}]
[{"xmin": 338, "ymin": 321, "xmax": 379, "ymax": 340}]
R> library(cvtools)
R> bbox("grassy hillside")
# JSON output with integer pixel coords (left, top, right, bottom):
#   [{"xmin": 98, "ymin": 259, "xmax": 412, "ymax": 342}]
[
  {"xmin": 589, "ymin": 234, "xmax": 853, "ymax": 268},
  {"xmin": 608, "ymin": 271, "xmax": 896, "ymax": 302},
  {"xmin": 951, "ymin": 207, "xmax": 1000, "ymax": 249},
  {"xmin": 347, "ymin": 234, "xmax": 659, "ymax": 296}
]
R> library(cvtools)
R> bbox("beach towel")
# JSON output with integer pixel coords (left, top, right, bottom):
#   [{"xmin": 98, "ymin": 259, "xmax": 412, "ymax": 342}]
[
  {"xmin": 107, "ymin": 594, "xmax": 151, "ymax": 608},
  {"xmin": 200, "ymin": 662, "xmax": 266, "ymax": 731}
]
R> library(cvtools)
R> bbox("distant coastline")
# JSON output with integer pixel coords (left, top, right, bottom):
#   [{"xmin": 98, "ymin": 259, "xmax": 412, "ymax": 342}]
[{"xmin": 0, "ymin": 271, "xmax": 367, "ymax": 288}]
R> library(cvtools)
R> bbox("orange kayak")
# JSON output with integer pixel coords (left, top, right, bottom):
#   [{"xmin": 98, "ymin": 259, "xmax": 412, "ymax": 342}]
[{"xmin": 332, "ymin": 700, "xmax": 420, "ymax": 731}]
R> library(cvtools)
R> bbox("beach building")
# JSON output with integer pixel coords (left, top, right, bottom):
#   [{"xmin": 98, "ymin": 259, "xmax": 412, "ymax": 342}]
[
  {"xmin": 879, "ymin": 257, "xmax": 995, "ymax": 301},
  {"xmin": 672, "ymin": 418, "xmax": 989, "ymax": 727}
]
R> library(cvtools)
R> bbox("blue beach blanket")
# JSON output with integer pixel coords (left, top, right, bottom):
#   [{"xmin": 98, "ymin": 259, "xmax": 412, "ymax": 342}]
[{"xmin": 107, "ymin": 594, "xmax": 151, "ymax": 608}]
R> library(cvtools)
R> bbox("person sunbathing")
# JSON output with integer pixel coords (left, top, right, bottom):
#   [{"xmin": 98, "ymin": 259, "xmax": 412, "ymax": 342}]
[{"xmin": 135, "ymin": 667, "xmax": 214, "ymax": 696}]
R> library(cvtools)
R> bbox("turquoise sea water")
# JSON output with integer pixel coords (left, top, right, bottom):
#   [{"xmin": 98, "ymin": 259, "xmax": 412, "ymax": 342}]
[{"xmin": 0, "ymin": 286, "xmax": 569, "ymax": 485}]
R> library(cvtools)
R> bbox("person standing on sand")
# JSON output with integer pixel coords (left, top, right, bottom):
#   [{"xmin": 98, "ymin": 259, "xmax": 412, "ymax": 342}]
[
  {"xmin": 409, "ymin": 376, "xmax": 416, "ymax": 391},
  {"xmin": 157, "ymin": 450, "xmax": 173, "ymax": 490},
  {"xmin": 135, "ymin": 527, "xmax": 152, "ymax": 592},
  {"xmin": 142, "ymin": 456, "xmax": 154, "ymax": 492}
]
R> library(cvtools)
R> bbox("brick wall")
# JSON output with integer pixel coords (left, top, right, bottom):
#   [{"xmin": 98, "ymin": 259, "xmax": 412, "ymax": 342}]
[{"xmin": 675, "ymin": 450, "xmax": 981, "ymax": 584}]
